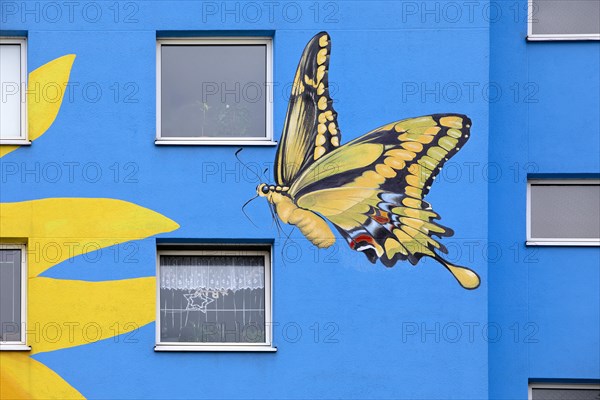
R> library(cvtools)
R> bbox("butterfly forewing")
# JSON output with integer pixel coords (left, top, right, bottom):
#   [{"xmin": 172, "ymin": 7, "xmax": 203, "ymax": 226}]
[{"xmin": 274, "ymin": 32, "xmax": 341, "ymax": 186}]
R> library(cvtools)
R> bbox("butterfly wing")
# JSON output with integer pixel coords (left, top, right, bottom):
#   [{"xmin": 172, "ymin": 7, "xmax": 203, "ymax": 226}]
[
  {"xmin": 288, "ymin": 114, "xmax": 480, "ymax": 288},
  {"xmin": 274, "ymin": 31, "xmax": 341, "ymax": 186}
]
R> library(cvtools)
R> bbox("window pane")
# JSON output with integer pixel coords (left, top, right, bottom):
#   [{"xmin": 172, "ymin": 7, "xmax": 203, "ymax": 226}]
[
  {"xmin": 530, "ymin": 184, "xmax": 600, "ymax": 239},
  {"xmin": 161, "ymin": 44, "xmax": 267, "ymax": 138},
  {"xmin": 531, "ymin": 0, "xmax": 600, "ymax": 35},
  {"xmin": 159, "ymin": 255, "xmax": 266, "ymax": 343},
  {"xmin": 532, "ymin": 388, "xmax": 600, "ymax": 400},
  {"xmin": 0, "ymin": 44, "xmax": 22, "ymax": 139},
  {"xmin": 0, "ymin": 249, "xmax": 22, "ymax": 342}
]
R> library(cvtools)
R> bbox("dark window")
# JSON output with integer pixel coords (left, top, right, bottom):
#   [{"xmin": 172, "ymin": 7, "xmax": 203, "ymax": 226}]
[
  {"xmin": 158, "ymin": 253, "xmax": 269, "ymax": 345},
  {"xmin": 159, "ymin": 40, "xmax": 270, "ymax": 140},
  {"xmin": 529, "ymin": 181, "xmax": 600, "ymax": 242},
  {"xmin": 530, "ymin": 0, "xmax": 600, "ymax": 38},
  {"xmin": 532, "ymin": 387, "xmax": 600, "ymax": 400},
  {"xmin": 0, "ymin": 248, "xmax": 23, "ymax": 343}
]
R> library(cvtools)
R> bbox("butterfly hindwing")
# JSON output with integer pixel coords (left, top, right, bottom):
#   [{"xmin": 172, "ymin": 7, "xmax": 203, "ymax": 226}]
[
  {"xmin": 274, "ymin": 32, "xmax": 341, "ymax": 186},
  {"xmin": 290, "ymin": 114, "xmax": 471, "ymax": 267}
]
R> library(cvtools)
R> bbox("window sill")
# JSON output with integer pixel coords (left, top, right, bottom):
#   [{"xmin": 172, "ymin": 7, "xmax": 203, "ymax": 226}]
[
  {"xmin": 155, "ymin": 140, "xmax": 278, "ymax": 146},
  {"xmin": 0, "ymin": 139, "xmax": 31, "ymax": 146},
  {"xmin": 0, "ymin": 344, "xmax": 31, "ymax": 351},
  {"xmin": 154, "ymin": 345, "xmax": 277, "ymax": 352},
  {"xmin": 527, "ymin": 34, "xmax": 600, "ymax": 41},
  {"xmin": 526, "ymin": 240, "xmax": 600, "ymax": 246}
]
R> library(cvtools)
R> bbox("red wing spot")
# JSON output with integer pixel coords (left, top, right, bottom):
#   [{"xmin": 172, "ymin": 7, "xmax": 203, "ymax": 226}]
[{"xmin": 350, "ymin": 234, "xmax": 376, "ymax": 250}]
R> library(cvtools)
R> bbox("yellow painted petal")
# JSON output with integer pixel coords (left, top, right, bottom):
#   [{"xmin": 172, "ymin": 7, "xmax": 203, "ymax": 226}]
[
  {"xmin": 0, "ymin": 54, "xmax": 76, "ymax": 158},
  {"xmin": 28, "ymin": 54, "xmax": 76, "ymax": 140},
  {"xmin": 0, "ymin": 198, "xmax": 179, "ymax": 277},
  {"xmin": 28, "ymin": 276, "xmax": 155, "ymax": 354},
  {"xmin": 0, "ymin": 352, "xmax": 84, "ymax": 399},
  {"xmin": 0, "ymin": 144, "xmax": 19, "ymax": 158}
]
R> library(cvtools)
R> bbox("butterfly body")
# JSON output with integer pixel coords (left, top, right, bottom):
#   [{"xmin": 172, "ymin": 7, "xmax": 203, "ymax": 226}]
[
  {"xmin": 257, "ymin": 184, "xmax": 336, "ymax": 248},
  {"xmin": 258, "ymin": 32, "xmax": 480, "ymax": 290}
]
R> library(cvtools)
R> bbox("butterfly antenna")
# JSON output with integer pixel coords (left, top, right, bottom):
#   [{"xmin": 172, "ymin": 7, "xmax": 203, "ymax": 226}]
[
  {"xmin": 241, "ymin": 195, "xmax": 259, "ymax": 228},
  {"xmin": 281, "ymin": 224, "xmax": 295, "ymax": 251},
  {"xmin": 268, "ymin": 202, "xmax": 285, "ymax": 238},
  {"xmin": 275, "ymin": 216, "xmax": 286, "ymax": 238},
  {"xmin": 235, "ymin": 148, "xmax": 262, "ymax": 182},
  {"xmin": 268, "ymin": 203, "xmax": 279, "ymax": 232},
  {"xmin": 279, "ymin": 226, "xmax": 297, "ymax": 268}
]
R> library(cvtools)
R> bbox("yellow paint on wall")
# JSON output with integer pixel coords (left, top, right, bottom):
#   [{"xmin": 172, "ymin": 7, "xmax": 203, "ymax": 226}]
[
  {"xmin": 28, "ymin": 276, "xmax": 156, "ymax": 354},
  {"xmin": 0, "ymin": 198, "xmax": 179, "ymax": 277},
  {"xmin": 1, "ymin": 146, "xmax": 18, "ymax": 159},
  {"xmin": 0, "ymin": 352, "xmax": 84, "ymax": 400},
  {"xmin": 0, "ymin": 54, "xmax": 76, "ymax": 158},
  {"xmin": 0, "ymin": 54, "xmax": 181, "ymax": 399},
  {"xmin": 0, "ymin": 197, "xmax": 178, "ymax": 398}
]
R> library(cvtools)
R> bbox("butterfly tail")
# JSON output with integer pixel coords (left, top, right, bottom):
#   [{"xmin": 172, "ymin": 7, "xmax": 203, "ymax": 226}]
[{"xmin": 433, "ymin": 254, "xmax": 480, "ymax": 290}]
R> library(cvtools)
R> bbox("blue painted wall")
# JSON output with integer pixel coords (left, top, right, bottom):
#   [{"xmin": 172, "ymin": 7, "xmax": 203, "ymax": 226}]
[
  {"xmin": 489, "ymin": 0, "xmax": 600, "ymax": 399},
  {"xmin": 1, "ymin": 0, "xmax": 597, "ymax": 398}
]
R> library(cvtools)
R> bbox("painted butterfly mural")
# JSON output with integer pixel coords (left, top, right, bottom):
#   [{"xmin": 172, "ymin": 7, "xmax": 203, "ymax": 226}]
[{"xmin": 256, "ymin": 31, "xmax": 480, "ymax": 290}]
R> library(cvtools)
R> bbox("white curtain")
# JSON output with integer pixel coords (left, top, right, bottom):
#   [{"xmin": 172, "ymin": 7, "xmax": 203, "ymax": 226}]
[{"xmin": 160, "ymin": 255, "xmax": 264, "ymax": 291}]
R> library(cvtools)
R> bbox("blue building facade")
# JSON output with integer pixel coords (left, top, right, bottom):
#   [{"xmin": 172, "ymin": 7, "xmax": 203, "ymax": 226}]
[
  {"xmin": 489, "ymin": 1, "xmax": 600, "ymax": 398},
  {"xmin": 0, "ymin": 1, "xmax": 597, "ymax": 399}
]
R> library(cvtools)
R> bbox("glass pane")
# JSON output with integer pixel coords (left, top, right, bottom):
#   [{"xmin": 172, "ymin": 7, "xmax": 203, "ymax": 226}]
[
  {"xmin": 532, "ymin": 388, "xmax": 600, "ymax": 400},
  {"xmin": 159, "ymin": 255, "xmax": 266, "ymax": 343},
  {"xmin": 0, "ymin": 44, "xmax": 22, "ymax": 139},
  {"xmin": 532, "ymin": 0, "xmax": 600, "ymax": 35},
  {"xmin": 161, "ymin": 44, "xmax": 267, "ymax": 138},
  {"xmin": 531, "ymin": 184, "xmax": 600, "ymax": 239},
  {"xmin": 0, "ymin": 249, "xmax": 22, "ymax": 342}
]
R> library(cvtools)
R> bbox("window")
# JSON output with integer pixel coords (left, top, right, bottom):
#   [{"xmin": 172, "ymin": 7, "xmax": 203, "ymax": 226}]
[
  {"xmin": 0, "ymin": 244, "xmax": 28, "ymax": 350},
  {"xmin": 156, "ymin": 37, "xmax": 273, "ymax": 145},
  {"xmin": 155, "ymin": 246, "xmax": 274, "ymax": 351},
  {"xmin": 528, "ymin": 0, "xmax": 600, "ymax": 40},
  {"xmin": 0, "ymin": 37, "xmax": 27, "ymax": 144},
  {"xmin": 527, "ymin": 179, "xmax": 600, "ymax": 245},
  {"xmin": 529, "ymin": 383, "xmax": 600, "ymax": 399}
]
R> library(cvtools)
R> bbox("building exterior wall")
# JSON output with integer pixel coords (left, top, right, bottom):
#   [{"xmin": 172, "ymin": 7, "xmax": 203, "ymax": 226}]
[
  {"xmin": 0, "ymin": 1, "xmax": 596, "ymax": 399},
  {"xmin": 489, "ymin": 1, "xmax": 600, "ymax": 398}
]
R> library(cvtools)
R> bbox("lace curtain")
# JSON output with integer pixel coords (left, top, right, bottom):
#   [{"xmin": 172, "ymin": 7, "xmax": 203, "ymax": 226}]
[{"xmin": 160, "ymin": 255, "xmax": 265, "ymax": 291}]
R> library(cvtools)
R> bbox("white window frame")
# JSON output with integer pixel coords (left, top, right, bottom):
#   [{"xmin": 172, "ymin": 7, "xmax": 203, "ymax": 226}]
[
  {"xmin": 527, "ymin": 0, "xmax": 600, "ymax": 41},
  {"xmin": 527, "ymin": 179, "xmax": 600, "ymax": 246},
  {"xmin": 155, "ymin": 245, "xmax": 275, "ymax": 352},
  {"xmin": 528, "ymin": 383, "xmax": 600, "ymax": 399},
  {"xmin": 0, "ymin": 244, "xmax": 30, "ymax": 351},
  {"xmin": 155, "ymin": 37, "xmax": 275, "ymax": 146},
  {"xmin": 0, "ymin": 37, "xmax": 29, "ymax": 145}
]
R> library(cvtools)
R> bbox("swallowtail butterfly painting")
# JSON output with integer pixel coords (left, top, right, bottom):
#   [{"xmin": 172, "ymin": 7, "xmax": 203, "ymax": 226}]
[{"xmin": 255, "ymin": 32, "xmax": 480, "ymax": 290}]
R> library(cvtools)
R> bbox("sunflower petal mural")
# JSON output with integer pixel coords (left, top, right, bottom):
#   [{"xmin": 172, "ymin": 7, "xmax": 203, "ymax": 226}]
[
  {"xmin": 0, "ymin": 54, "xmax": 75, "ymax": 158},
  {"xmin": 0, "ymin": 58, "xmax": 180, "ymax": 399}
]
